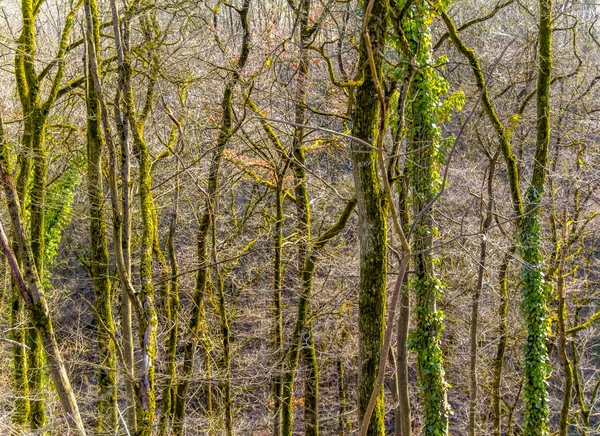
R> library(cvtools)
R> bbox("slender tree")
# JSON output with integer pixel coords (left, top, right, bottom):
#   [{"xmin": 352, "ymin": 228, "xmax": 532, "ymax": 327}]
[
  {"xmin": 468, "ymin": 152, "xmax": 498, "ymax": 436},
  {"xmin": 271, "ymin": 171, "xmax": 285, "ymax": 436},
  {"xmin": 159, "ymin": 156, "xmax": 182, "ymax": 434},
  {"xmin": 84, "ymin": 0, "xmax": 118, "ymax": 430},
  {"xmin": 109, "ymin": 0, "xmax": 136, "ymax": 429}
]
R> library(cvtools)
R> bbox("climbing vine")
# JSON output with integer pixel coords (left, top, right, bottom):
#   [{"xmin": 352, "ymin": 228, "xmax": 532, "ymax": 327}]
[
  {"xmin": 399, "ymin": 0, "xmax": 462, "ymax": 434},
  {"xmin": 44, "ymin": 163, "xmax": 79, "ymax": 269},
  {"xmin": 519, "ymin": 188, "xmax": 552, "ymax": 436}
]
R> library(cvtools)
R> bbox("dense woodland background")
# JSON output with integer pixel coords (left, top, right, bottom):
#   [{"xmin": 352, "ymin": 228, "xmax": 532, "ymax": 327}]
[{"xmin": 0, "ymin": 0, "xmax": 599, "ymax": 435}]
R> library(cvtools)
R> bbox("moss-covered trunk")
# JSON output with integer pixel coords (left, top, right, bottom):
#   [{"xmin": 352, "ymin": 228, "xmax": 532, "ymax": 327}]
[
  {"xmin": 129, "ymin": 96, "xmax": 159, "ymax": 436},
  {"xmin": 272, "ymin": 180, "xmax": 284, "ymax": 436},
  {"xmin": 159, "ymin": 169, "xmax": 180, "ymax": 435},
  {"xmin": 10, "ymin": 281, "xmax": 30, "ymax": 427},
  {"xmin": 17, "ymin": 2, "xmax": 46, "ymax": 428},
  {"xmin": 85, "ymin": 0, "xmax": 118, "ymax": 430},
  {"xmin": 11, "ymin": 127, "xmax": 31, "ymax": 431},
  {"xmin": 212, "ymin": 222, "xmax": 233, "ymax": 435},
  {"xmin": 302, "ymin": 324, "xmax": 319, "ymax": 436},
  {"xmin": 27, "ymin": 116, "xmax": 47, "ymax": 433},
  {"xmin": 350, "ymin": 1, "xmax": 388, "ymax": 434},
  {"xmin": 519, "ymin": 0, "xmax": 552, "ymax": 432},
  {"xmin": 109, "ymin": 0, "xmax": 136, "ymax": 429}
]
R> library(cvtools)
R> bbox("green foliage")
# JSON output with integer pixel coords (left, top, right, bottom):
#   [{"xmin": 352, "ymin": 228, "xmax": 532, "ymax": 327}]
[
  {"xmin": 44, "ymin": 162, "xmax": 80, "ymax": 269},
  {"xmin": 400, "ymin": 1, "xmax": 460, "ymax": 434},
  {"xmin": 408, "ymin": 261, "xmax": 452, "ymax": 436},
  {"xmin": 519, "ymin": 187, "xmax": 552, "ymax": 436}
]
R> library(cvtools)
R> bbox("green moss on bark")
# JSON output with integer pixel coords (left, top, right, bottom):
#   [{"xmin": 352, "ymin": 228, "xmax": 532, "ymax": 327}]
[
  {"xmin": 351, "ymin": 1, "xmax": 389, "ymax": 434},
  {"xmin": 85, "ymin": 0, "xmax": 118, "ymax": 429},
  {"xmin": 11, "ymin": 285, "xmax": 30, "ymax": 427}
]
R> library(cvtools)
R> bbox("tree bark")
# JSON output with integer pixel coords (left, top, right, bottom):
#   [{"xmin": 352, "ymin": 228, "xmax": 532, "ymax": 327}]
[
  {"xmin": 469, "ymin": 155, "xmax": 497, "ymax": 436},
  {"xmin": 351, "ymin": 1, "xmax": 389, "ymax": 434},
  {"xmin": 492, "ymin": 247, "xmax": 515, "ymax": 436},
  {"xmin": 85, "ymin": 0, "xmax": 118, "ymax": 430},
  {"xmin": 557, "ymin": 212, "xmax": 572, "ymax": 436},
  {"xmin": 272, "ymin": 176, "xmax": 284, "ymax": 436},
  {"xmin": 405, "ymin": 2, "xmax": 450, "ymax": 434},
  {"xmin": 110, "ymin": 0, "xmax": 136, "ymax": 429}
]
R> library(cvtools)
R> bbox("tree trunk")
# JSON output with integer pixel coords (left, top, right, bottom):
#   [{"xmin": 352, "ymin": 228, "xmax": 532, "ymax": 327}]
[
  {"xmin": 395, "ymin": 175, "xmax": 411, "ymax": 436},
  {"xmin": 111, "ymin": 0, "xmax": 137, "ymax": 428},
  {"xmin": 10, "ymin": 280, "xmax": 30, "ymax": 427},
  {"xmin": 285, "ymin": 1, "xmax": 320, "ymax": 432},
  {"xmin": 159, "ymin": 167, "xmax": 180, "ymax": 435},
  {"xmin": 519, "ymin": 0, "xmax": 552, "ymax": 432},
  {"xmin": 351, "ymin": 1, "xmax": 389, "ymax": 434},
  {"xmin": 337, "ymin": 359, "xmax": 348, "ymax": 436},
  {"xmin": 272, "ymin": 179, "xmax": 284, "ymax": 436},
  {"xmin": 302, "ymin": 322, "xmax": 319, "ymax": 436},
  {"xmin": 557, "ymin": 212, "xmax": 572, "ymax": 436},
  {"xmin": 213, "ymin": 227, "xmax": 233, "ymax": 436},
  {"xmin": 396, "ymin": 284, "xmax": 411, "ymax": 436},
  {"xmin": 469, "ymin": 156, "xmax": 497, "ymax": 436},
  {"xmin": 492, "ymin": 247, "xmax": 514, "ymax": 436},
  {"xmin": 404, "ymin": 2, "xmax": 450, "ymax": 434},
  {"xmin": 85, "ymin": 1, "xmax": 118, "ymax": 430},
  {"xmin": 27, "ymin": 116, "xmax": 47, "ymax": 432}
]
